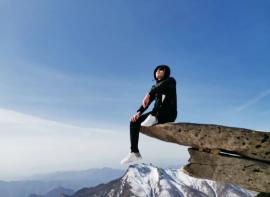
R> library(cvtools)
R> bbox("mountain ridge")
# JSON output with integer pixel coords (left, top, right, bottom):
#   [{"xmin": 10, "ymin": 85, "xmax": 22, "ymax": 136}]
[{"xmin": 68, "ymin": 163, "xmax": 257, "ymax": 197}]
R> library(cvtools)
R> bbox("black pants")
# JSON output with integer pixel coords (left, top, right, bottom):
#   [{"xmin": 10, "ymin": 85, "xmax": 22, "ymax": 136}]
[{"xmin": 130, "ymin": 110, "xmax": 176, "ymax": 153}]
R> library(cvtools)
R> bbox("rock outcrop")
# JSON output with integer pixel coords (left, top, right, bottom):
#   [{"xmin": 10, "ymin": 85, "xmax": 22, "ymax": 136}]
[{"xmin": 140, "ymin": 122, "xmax": 270, "ymax": 193}]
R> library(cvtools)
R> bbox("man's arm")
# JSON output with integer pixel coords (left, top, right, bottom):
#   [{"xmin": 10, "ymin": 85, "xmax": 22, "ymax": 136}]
[
  {"xmin": 136, "ymin": 93, "xmax": 155, "ymax": 114},
  {"xmin": 148, "ymin": 77, "xmax": 176, "ymax": 98}
]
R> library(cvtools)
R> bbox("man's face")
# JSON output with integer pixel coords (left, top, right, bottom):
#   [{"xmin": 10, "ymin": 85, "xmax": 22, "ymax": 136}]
[{"xmin": 155, "ymin": 68, "xmax": 165, "ymax": 80}]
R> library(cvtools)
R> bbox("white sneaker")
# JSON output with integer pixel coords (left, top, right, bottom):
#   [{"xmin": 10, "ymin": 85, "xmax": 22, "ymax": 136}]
[
  {"xmin": 120, "ymin": 152, "xmax": 142, "ymax": 165},
  {"xmin": 141, "ymin": 114, "xmax": 158, "ymax": 127}
]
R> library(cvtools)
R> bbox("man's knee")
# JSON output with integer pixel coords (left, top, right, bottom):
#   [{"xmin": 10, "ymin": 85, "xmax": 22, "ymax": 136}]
[{"xmin": 130, "ymin": 120, "xmax": 140, "ymax": 128}]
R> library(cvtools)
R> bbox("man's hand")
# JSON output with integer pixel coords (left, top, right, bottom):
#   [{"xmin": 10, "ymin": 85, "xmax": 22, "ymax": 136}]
[
  {"xmin": 131, "ymin": 111, "xmax": 141, "ymax": 123},
  {"xmin": 142, "ymin": 94, "xmax": 151, "ymax": 108}
]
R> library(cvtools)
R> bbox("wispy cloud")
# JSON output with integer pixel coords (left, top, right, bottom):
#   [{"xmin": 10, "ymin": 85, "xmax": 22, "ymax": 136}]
[
  {"xmin": 0, "ymin": 108, "xmax": 127, "ymax": 179},
  {"xmin": 0, "ymin": 108, "xmax": 123, "ymax": 136},
  {"xmin": 235, "ymin": 89, "xmax": 270, "ymax": 112}
]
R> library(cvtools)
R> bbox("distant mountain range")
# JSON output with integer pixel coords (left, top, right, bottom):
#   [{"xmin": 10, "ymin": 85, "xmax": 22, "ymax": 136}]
[
  {"xmin": 0, "ymin": 167, "xmax": 124, "ymax": 197},
  {"xmin": 68, "ymin": 163, "xmax": 257, "ymax": 197},
  {"xmin": 28, "ymin": 186, "xmax": 74, "ymax": 197}
]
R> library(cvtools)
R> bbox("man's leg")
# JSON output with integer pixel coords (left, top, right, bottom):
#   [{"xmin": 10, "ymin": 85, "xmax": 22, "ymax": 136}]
[
  {"xmin": 157, "ymin": 112, "xmax": 177, "ymax": 124},
  {"xmin": 130, "ymin": 111, "xmax": 152, "ymax": 153}
]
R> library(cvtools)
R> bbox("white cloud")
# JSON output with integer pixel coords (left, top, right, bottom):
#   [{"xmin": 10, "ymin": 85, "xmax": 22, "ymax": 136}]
[
  {"xmin": 235, "ymin": 89, "xmax": 270, "ymax": 112},
  {"xmin": 0, "ymin": 108, "xmax": 188, "ymax": 180}
]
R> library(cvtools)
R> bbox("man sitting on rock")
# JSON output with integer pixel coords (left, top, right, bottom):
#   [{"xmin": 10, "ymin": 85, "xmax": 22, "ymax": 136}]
[{"xmin": 120, "ymin": 65, "xmax": 178, "ymax": 165}]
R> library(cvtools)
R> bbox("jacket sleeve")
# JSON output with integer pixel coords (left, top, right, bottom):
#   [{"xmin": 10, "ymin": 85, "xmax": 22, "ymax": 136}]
[
  {"xmin": 136, "ymin": 92, "xmax": 155, "ymax": 114},
  {"xmin": 148, "ymin": 77, "xmax": 176, "ymax": 98}
]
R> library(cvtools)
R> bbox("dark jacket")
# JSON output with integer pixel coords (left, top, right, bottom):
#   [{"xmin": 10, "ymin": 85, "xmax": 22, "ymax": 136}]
[{"xmin": 137, "ymin": 65, "xmax": 177, "ymax": 122}]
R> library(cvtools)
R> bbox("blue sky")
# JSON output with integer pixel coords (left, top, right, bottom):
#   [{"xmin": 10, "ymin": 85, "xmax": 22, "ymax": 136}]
[{"xmin": 0, "ymin": 0, "xmax": 270, "ymax": 180}]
